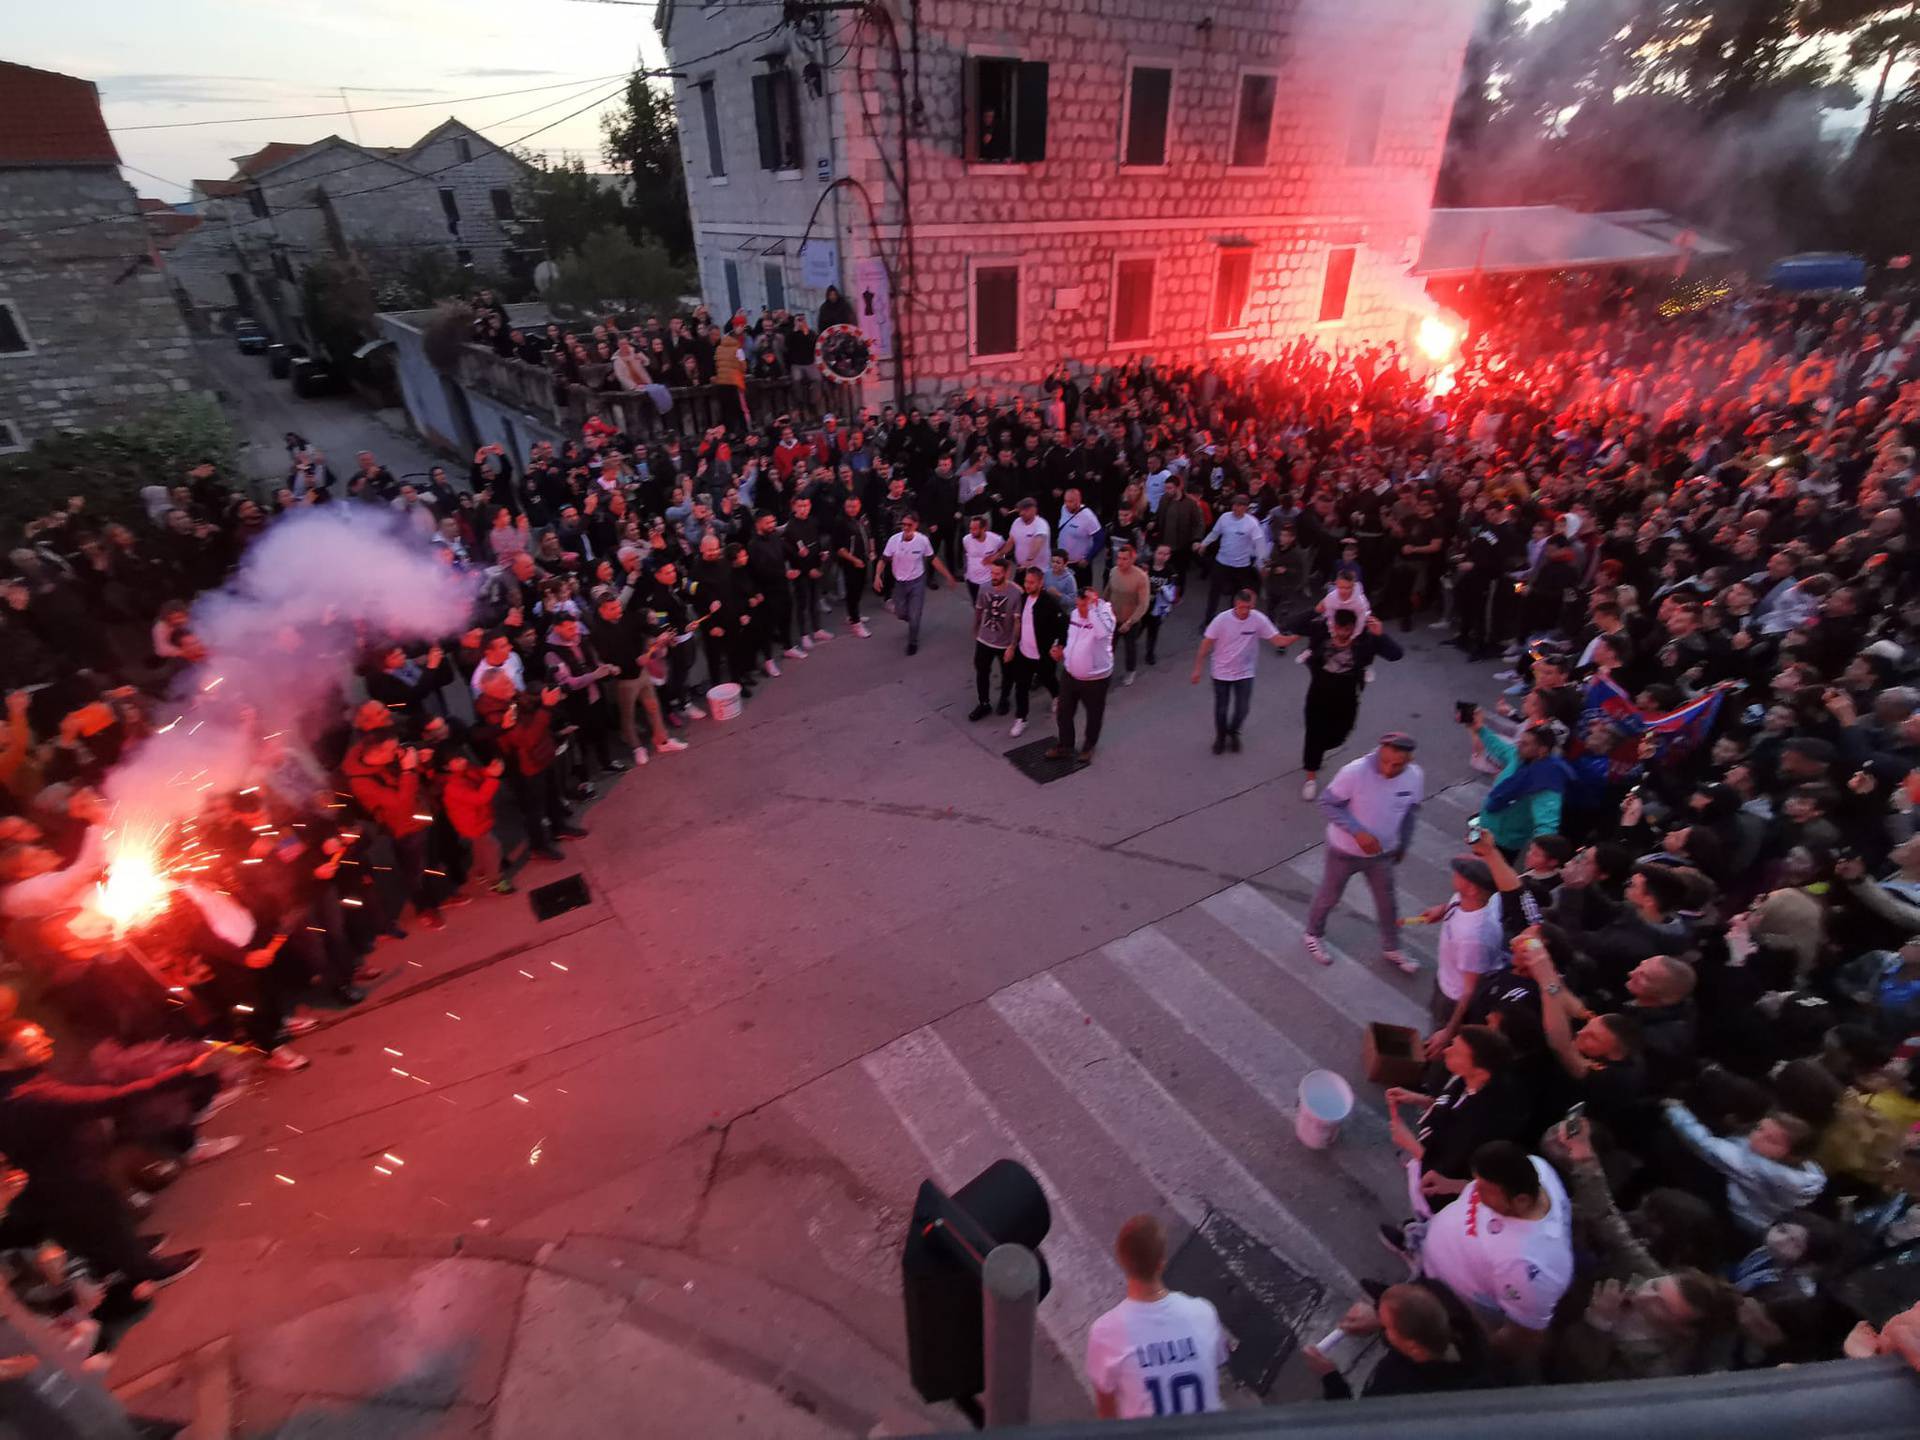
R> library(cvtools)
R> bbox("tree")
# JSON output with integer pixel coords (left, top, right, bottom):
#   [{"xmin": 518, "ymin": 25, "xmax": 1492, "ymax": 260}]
[
  {"xmin": 300, "ymin": 256, "xmax": 376, "ymax": 371},
  {"xmin": 512, "ymin": 154, "xmax": 636, "ymax": 263},
  {"xmin": 548, "ymin": 227, "xmax": 692, "ymax": 317},
  {"xmin": 601, "ymin": 71, "xmax": 694, "ymax": 260},
  {"xmin": 1440, "ymin": 0, "xmax": 1866, "ymax": 251},
  {"xmin": 0, "ymin": 395, "xmax": 237, "ymax": 533}
]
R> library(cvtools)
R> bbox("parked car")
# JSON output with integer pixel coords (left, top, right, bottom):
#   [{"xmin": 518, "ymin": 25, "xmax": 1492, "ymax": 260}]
[{"xmin": 234, "ymin": 320, "xmax": 269, "ymax": 354}]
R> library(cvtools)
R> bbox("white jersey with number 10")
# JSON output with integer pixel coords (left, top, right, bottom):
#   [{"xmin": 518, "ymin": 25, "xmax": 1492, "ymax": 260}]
[{"xmin": 1084, "ymin": 1293, "xmax": 1228, "ymax": 1419}]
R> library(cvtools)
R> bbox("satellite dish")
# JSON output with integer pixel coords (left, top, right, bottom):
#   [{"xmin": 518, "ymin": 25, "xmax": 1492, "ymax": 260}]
[{"xmin": 819, "ymin": 323, "xmax": 871, "ymax": 380}]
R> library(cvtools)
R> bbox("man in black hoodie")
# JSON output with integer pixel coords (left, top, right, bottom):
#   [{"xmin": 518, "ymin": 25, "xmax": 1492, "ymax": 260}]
[
  {"xmin": 688, "ymin": 535, "xmax": 756, "ymax": 696},
  {"xmin": 748, "ymin": 510, "xmax": 799, "ymax": 665},
  {"xmin": 591, "ymin": 590, "xmax": 689, "ymax": 763},
  {"xmin": 784, "ymin": 494, "xmax": 830, "ymax": 647},
  {"xmin": 1303, "ymin": 1283, "xmax": 1490, "ymax": 1399}
]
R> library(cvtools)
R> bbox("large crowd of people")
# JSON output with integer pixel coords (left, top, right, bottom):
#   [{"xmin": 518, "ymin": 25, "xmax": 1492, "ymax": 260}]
[{"xmin": 3, "ymin": 269, "xmax": 1920, "ymax": 1416}]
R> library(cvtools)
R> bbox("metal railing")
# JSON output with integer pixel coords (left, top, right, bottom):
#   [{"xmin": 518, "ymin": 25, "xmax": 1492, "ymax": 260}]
[
  {"xmin": 949, "ymin": 1357, "xmax": 1919, "ymax": 1439},
  {"xmin": 455, "ymin": 344, "xmax": 854, "ymax": 441}
]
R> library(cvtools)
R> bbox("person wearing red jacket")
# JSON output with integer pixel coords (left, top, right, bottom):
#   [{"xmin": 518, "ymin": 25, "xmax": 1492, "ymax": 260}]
[
  {"xmin": 473, "ymin": 669, "xmax": 584, "ymax": 863},
  {"xmin": 437, "ymin": 749, "xmax": 510, "ymax": 896},
  {"xmin": 340, "ymin": 729, "xmax": 445, "ymax": 930},
  {"xmin": 770, "ymin": 423, "xmax": 816, "ymax": 484}
]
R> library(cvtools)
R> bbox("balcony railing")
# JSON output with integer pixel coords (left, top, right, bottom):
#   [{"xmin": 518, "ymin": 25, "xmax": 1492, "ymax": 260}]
[{"xmin": 456, "ymin": 344, "xmax": 854, "ymax": 440}]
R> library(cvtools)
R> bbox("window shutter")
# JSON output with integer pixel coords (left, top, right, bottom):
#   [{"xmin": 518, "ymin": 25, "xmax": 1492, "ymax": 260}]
[
  {"xmin": 975, "ymin": 266, "xmax": 1019, "ymax": 356},
  {"xmin": 1318, "ymin": 247, "xmax": 1356, "ymax": 323},
  {"xmin": 961, "ymin": 58, "xmax": 977, "ymax": 160},
  {"xmin": 1014, "ymin": 61, "xmax": 1049, "ymax": 163},
  {"xmin": 1125, "ymin": 68, "xmax": 1172, "ymax": 167},
  {"xmin": 753, "ymin": 73, "xmax": 780, "ymax": 170}
]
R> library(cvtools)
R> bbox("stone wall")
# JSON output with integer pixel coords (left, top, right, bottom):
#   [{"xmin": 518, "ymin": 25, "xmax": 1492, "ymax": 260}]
[
  {"xmin": 666, "ymin": 0, "xmax": 1478, "ymax": 402},
  {"xmin": 0, "ymin": 166, "xmax": 210, "ymax": 446}
]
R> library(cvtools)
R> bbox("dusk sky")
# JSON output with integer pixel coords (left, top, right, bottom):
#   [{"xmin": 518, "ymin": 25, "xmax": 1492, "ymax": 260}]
[{"xmin": 9, "ymin": 0, "xmax": 669, "ymax": 202}]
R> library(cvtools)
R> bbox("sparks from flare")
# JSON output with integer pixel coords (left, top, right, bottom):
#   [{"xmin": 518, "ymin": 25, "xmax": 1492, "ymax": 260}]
[{"xmin": 94, "ymin": 820, "xmax": 184, "ymax": 934}]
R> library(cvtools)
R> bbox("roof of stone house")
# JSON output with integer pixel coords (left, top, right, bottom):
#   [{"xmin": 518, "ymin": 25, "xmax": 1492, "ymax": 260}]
[
  {"xmin": 232, "ymin": 141, "xmax": 313, "ymax": 176},
  {"xmin": 192, "ymin": 177, "xmax": 249, "ymax": 198},
  {"xmin": 143, "ymin": 210, "xmax": 205, "ymax": 249},
  {"xmin": 0, "ymin": 61, "xmax": 121, "ymax": 167},
  {"xmin": 403, "ymin": 117, "xmax": 533, "ymax": 170}
]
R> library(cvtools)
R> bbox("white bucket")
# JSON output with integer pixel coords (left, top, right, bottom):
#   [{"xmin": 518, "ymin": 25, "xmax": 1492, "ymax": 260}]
[
  {"xmin": 1295, "ymin": 1069, "xmax": 1354, "ymax": 1150},
  {"xmin": 707, "ymin": 683, "xmax": 743, "ymax": 722}
]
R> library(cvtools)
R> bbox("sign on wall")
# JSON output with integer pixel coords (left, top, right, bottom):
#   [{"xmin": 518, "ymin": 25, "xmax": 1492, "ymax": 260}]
[
  {"xmin": 800, "ymin": 240, "xmax": 839, "ymax": 290},
  {"xmin": 854, "ymin": 255, "xmax": 894, "ymax": 360}
]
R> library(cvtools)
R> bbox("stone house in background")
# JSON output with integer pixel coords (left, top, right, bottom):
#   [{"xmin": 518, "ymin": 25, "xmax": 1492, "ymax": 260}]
[
  {"xmin": 0, "ymin": 61, "xmax": 209, "ymax": 453},
  {"xmin": 176, "ymin": 119, "xmax": 537, "ymax": 347},
  {"xmin": 658, "ymin": 0, "xmax": 1479, "ymax": 404}
]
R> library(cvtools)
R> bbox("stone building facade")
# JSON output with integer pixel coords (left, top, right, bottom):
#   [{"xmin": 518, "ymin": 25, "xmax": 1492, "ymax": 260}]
[
  {"xmin": 0, "ymin": 63, "xmax": 208, "ymax": 451},
  {"xmin": 659, "ymin": 0, "xmax": 1479, "ymax": 403},
  {"xmin": 181, "ymin": 120, "xmax": 536, "ymax": 345}
]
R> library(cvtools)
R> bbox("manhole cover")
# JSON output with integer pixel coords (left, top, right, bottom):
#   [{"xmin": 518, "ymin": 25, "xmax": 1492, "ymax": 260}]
[
  {"xmin": 528, "ymin": 873, "xmax": 591, "ymax": 921},
  {"xmin": 1004, "ymin": 736, "xmax": 1085, "ymax": 784},
  {"xmin": 1162, "ymin": 1209, "xmax": 1325, "ymax": 1395}
]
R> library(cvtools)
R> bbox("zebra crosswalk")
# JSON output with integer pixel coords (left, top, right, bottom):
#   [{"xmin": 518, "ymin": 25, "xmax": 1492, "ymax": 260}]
[{"xmin": 781, "ymin": 780, "xmax": 1489, "ymax": 1407}]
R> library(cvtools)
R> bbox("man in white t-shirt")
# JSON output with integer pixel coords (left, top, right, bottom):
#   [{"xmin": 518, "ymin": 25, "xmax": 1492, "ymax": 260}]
[
  {"xmin": 961, "ymin": 513, "xmax": 1004, "ymax": 599},
  {"xmin": 1410, "ymin": 1142, "xmax": 1572, "ymax": 1361},
  {"xmin": 1417, "ymin": 856, "xmax": 1508, "ymax": 1040},
  {"xmin": 1001, "ymin": 496, "xmax": 1051, "ymax": 572},
  {"xmin": 1189, "ymin": 588, "xmax": 1287, "ymax": 756},
  {"xmin": 877, "ymin": 511, "xmax": 955, "ymax": 656},
  {"xmin": 1303, "ymin": 734, "xmax": 1425, "ymax": 972},
  {"xmin": 1086, "ymin": 1215, "xmax": 1230, "ymax": 1420}
]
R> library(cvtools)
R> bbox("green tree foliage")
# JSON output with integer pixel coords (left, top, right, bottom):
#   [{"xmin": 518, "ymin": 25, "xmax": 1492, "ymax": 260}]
[
  {"xmin": 300, "ymin": 256, "xmax": 377, "ymax": 370},
  {"xmin": 1439, "ymin": 0, "xmax": 1898, "ymax": 256},
  {"xmin": 548, "ymin": 227, "xmax": 692, "ymax": 318},
  {"xmin": 600, "ymin": 72, "xmax": 693, "ymax": 261},
  {"xmin": 511, "ymin": 155, "xmax": 636, "ymax": 264},
  {"xmin": 0, "ymin": 395, "xmax": 237, "ymax": 533}
]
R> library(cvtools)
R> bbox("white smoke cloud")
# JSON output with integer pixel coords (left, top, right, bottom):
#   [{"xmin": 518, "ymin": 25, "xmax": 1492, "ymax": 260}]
[{"xmin": 105, "ymin": 507, "xmax": 475, "ymax": 826}]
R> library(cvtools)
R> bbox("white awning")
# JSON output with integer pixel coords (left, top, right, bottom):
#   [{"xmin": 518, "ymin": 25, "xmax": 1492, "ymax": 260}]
[{"xmin": 1414, "ymin": 206, "xmax": 1729, "ymax": 278}]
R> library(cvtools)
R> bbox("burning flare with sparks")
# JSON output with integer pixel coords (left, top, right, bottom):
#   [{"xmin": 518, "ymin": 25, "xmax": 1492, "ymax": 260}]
[
  {"xmin": 1416, "ymin": 314, "xmax": 1462, "ymax": 365},
  {"xmin": 94, "ymin": 825, "xmax": 179, "ymax": 935}
]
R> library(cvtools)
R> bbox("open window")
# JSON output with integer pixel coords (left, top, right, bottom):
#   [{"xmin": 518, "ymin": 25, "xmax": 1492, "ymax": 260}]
[
  {"xmin": 964, "ymin": 56, "xmax": 1048, "ymax": 164},
  {"xmin": 697, "ymin": 78, "xmax": 726, "ymax": 177}
]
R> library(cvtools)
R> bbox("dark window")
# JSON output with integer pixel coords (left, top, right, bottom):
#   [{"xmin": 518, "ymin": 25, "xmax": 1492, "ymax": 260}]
[
  {"xmin": 1211, "ymin": 248, "xmax": 1253, "ymax": 332},
  {"xmin": 752, "ymin": 65, "xmax": 803, "ymax": 172},
  {"xmin": 489, "ymin": 188, "xmax": 516, "ymax": 221},
  {"xmin": 697, "ymin": 79, "xmax": 726, "ymax": 177},
  {"xmin": 964, "ymin": 57, "xmax": 1048, "ymax": 164},
  {"xmin": 1123, "ymin": 66, "xmax": 1172, "ymax": 167},
  {"xmin": 724, "ymin": 259, "xmax": 742, "ymax": 315},
  {"xmin": 764, "ymin": 262, "xmax": 786, "ymax": 311},
  {"xmin": 456, "ymin": 248, "xmax": 474, "ymax": 267},
  {"xmin": 974, "ymin": 264, "xmax": 1019, "ymax": 356},
  {"xmin": 1319, "ymin": 246, "xmax": 1356, "ymax": 323},
  {"xmin": 456, "ymin": 138, "xmax": 473, "ymax": 163},
  {"xmin": 225, "ymin": 273, "xmax": 252, "ymax": 313},
  {"xmin": 439, "ymin": 188, "xmax": 461, "ymax": 232},
  {"xmin": 246, "ymin": 186, "xmax": 271, "ymax": 220},
  {"xmin": 271, "ymin": 250, "xmax": 294, "ymax": 283},
  {"xmin": 1231, "ymin": 74, "xmax": 1276, "ymax": 167},
  {"xmin": 0, "ymin": 419, "xmax": 21, "ymax": 452},
  {"xmin": 0, "ymin": 302, "xmax": 28, "ymax": 355},
  {"xmin": 1347, "ymin": 82, "xmax": 1386, "ymax": 166},
  {"xmin": 1112, "ymin": 257, "xmax": 1155, "ymax": 344}
]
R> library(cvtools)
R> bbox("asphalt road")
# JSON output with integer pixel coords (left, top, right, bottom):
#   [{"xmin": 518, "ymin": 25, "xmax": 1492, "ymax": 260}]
[{"xmin": 115, "ymin": 507, "xmax": 1505, "ymax": 1423}]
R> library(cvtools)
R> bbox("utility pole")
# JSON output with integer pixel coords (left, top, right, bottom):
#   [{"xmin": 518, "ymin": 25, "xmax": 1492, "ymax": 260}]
[{"xmin": 340, "ymin": 88, "xmax": 361, "ymax": 145}]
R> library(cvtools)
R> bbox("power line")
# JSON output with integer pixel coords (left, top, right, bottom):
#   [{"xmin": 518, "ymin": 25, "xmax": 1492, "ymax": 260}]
[{"xmin": 104, "ymin": 73, "xmax": 632, "ymax": 131}]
